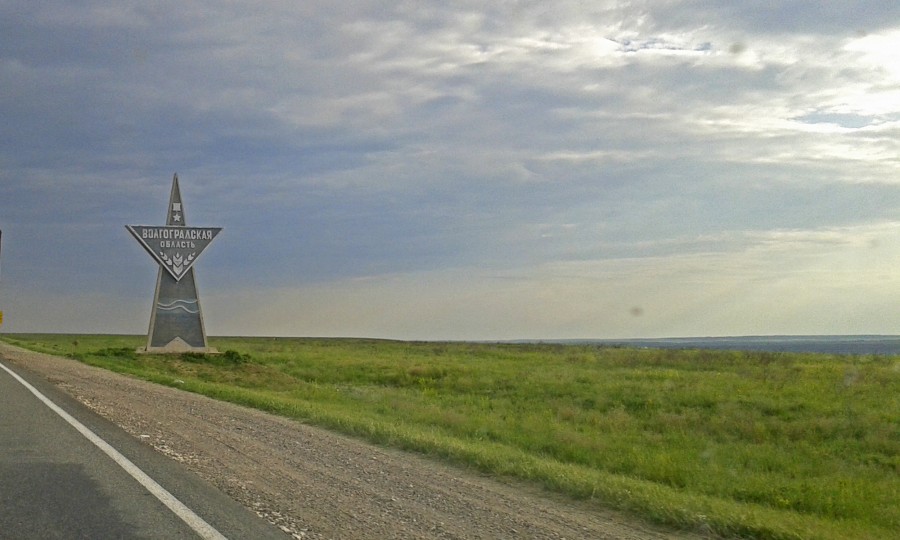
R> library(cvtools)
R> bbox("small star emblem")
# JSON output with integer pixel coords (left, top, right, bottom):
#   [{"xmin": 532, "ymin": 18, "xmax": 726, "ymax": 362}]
[{"xmin": 173, "ymin": 213, "xmax": 182, "ymax": 222}]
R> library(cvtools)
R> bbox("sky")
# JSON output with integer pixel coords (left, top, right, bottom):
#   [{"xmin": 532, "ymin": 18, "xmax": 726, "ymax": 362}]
[{"xmin": 3, "ymin": 1, "xmax": 900, "ymax": 340}]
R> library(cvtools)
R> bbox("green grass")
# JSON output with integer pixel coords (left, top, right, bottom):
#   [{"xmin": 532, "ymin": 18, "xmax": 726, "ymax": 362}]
[{"xmin": 3, "ymin": 333, "xmax": 898, "ymax": 539}]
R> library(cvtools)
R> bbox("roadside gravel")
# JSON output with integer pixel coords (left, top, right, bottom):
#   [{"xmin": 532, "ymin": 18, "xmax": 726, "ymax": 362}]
[{"xmin": 1, "ymin": 342, "xmax": 706, "ymax": 540}]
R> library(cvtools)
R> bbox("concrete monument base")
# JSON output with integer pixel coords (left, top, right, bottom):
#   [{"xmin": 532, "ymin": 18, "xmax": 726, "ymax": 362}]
[{"xmin": 137, "ymin": 337, "xmax": 219, "ymax": 355}]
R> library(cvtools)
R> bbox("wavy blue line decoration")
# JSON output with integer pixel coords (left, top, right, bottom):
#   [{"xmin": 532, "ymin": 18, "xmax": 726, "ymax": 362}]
[
  {"xmin": 157, "ymin": 299, "xmax": 198, "ymax": 308},
  {"xmin": 157, "ymin": 300, "xmax": 200, "ymax": 314}
]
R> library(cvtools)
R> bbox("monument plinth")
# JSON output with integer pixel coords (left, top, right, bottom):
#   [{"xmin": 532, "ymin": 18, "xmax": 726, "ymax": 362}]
[{"xmin": 127, "ymin": 174, "xmax": 221, "ymax": 354}]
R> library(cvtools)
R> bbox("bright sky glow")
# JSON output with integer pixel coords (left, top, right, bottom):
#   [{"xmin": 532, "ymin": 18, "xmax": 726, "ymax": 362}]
[{"xmin": 3, "ymin": 1, "xmax": 900, "ymax": 339}]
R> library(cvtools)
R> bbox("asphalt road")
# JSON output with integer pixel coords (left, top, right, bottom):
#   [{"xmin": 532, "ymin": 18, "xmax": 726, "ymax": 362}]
[{"xmin": 0, "ymin": 357, "xmax": 286, "ymax": 540}]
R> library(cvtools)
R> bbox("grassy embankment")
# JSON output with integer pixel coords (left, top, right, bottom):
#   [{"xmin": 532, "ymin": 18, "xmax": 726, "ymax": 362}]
[{"xmin": 2, "ymin": 333, "xmax": 898, "ymax": 539}]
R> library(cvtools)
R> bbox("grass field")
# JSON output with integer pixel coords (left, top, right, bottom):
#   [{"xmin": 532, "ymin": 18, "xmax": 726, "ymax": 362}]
[{"xmin": 3, "ymin": 333, "xmax": 898, "ymax": 539}]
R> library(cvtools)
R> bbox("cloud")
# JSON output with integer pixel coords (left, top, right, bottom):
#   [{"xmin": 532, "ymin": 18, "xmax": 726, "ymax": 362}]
[
  {"xmin": 3, "ymin": 1, "xmax": 900, "ymax": 338},
  {"xmin": 201, "ymin": 219, "xmax": 900, "ymax": 339}
]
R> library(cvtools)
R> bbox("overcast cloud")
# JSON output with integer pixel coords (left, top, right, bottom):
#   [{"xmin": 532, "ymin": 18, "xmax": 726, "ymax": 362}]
[{"xmin": 3, "ymin": 1, "xmax": 900, "ymax": 339}]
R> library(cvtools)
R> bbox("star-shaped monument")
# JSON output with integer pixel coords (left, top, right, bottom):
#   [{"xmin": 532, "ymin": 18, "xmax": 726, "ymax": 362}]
[{"xmin": 126, "ymin": 174, "xmax": 222, "ymax": 353}]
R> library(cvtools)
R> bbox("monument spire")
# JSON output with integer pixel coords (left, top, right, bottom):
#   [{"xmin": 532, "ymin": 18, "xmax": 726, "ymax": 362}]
[{"xmin": 167, "ymin": 173, "xmax": 186, "ymax": 226}]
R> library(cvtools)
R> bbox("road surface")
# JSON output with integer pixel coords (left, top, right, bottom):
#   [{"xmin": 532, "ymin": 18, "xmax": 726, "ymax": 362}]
[{"xmin": 0, "ymin": 358, "xmax": 285, "ymax": 539}]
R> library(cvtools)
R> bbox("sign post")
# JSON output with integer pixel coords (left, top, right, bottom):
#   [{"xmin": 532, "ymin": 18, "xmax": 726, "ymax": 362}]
[
  {"xmin": 127, "ymin": 175, "xmax": 221, "ymax": 353},
  {"xmin": 0, "ymin": 229, "xmax": 3, "ymax": 327}
]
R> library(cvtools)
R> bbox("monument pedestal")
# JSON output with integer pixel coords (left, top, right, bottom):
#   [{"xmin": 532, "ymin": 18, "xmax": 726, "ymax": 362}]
[{"xmin": 138, "ymin": 267, "xmax": 219, "ymax": 354}]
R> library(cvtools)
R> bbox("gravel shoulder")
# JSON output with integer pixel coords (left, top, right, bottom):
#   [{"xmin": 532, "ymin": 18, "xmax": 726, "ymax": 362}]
[{"xmin": 1, "ymin": 342, "xmax": 706, "ymax": 540}]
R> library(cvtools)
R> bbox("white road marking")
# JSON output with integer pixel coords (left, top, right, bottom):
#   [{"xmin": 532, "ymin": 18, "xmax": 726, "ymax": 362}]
[{"xmin": 0, "ymin": 361, "xmax": 228, "ymax": 540}]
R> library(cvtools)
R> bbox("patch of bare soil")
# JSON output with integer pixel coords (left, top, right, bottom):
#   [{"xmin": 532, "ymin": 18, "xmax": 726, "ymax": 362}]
[{"xmin": 1, "ymin": 343, "xmax": 707, "ymax": 539}]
